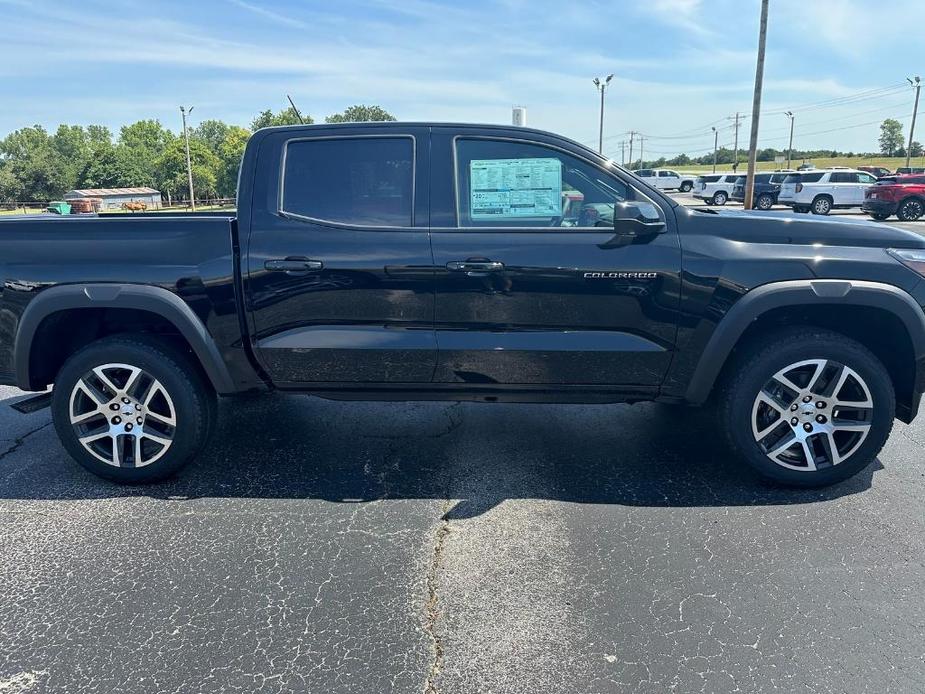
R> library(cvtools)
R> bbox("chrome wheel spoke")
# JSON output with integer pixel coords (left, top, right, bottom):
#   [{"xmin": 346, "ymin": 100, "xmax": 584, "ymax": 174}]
[
  {"xmin": 799, "ymin": 440, "xmax": 818, "ymax": 471},
  {"xmin": 74, "ymin": 378, "xmax": 107, "ymax": 407},
  {"xmin": 141, "ymin": 430, "xmax": 172, "ymax": 448},
  {"xmin": 145, "ymin": 409, "xmax": 176, "ymax": 427},
  {"xmin": 92, "ymin": 366, "xmax": 122, "ymax": 397}
]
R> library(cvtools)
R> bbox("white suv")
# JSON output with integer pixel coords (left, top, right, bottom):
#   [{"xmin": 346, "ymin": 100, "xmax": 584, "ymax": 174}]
[
  {"xmin": 633, "ymin": 169, "xmax": 695, "ymax": 192},
  {"xmin": 777, "ymin": 169, "xmax": 878, "ymax": 215},
  {"xmin": 693, "ymin": 173, "xmax": 741, "ymax": 206}
]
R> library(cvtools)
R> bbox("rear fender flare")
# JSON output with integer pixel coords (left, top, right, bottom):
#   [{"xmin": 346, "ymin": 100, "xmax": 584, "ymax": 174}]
[{"xmin": 13, "ymin": 283, "xmax": 236, "ymax": 393}]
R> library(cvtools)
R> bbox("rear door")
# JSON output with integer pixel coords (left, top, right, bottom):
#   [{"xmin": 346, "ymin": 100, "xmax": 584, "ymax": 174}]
[
  {"xmin": 428, "ymin": 128, "xmax": 681, "ymax": 388},
  {"xmin": 658, "ymin": 170, "xmax": 680, "ymax": 190},
  {"xmin": 244, "ymin": 127, "xmax": 436, "ymax": 386},
  {"xmin": 856, "ymin": 172, "xmax": 877, "ymax": 204}
]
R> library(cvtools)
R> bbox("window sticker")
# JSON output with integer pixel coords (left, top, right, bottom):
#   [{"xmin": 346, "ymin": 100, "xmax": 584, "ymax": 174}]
[{"xmin": 469, "ymin": 158, "xmax": 562, "ymax": 219}]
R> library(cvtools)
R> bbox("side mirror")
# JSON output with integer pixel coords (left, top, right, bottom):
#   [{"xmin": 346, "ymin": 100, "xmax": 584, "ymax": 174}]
[{"xmin": 601, "ymin": 202, "xmax": 666, "ymax": 248}]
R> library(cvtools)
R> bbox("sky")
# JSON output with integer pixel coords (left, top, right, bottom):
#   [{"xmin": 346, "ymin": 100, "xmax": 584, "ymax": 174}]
[{"xmin": 1, "ymin": 0, "xmax": 923, "ymax": 161}]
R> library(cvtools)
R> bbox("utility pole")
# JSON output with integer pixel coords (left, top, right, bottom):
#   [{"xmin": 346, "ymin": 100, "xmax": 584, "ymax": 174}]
[
  {"xmin": 638, "ymin": 135, "xmax": 644, "ymax": 168},
  {"xmin": 619, "ymin": 140, "xmax": 626, "ymax": 166},
  {"xmin": 711, "ymin": 126, "xmax": 719, "ymax": 173},
  {"xmin": 628, "ymin": 131, "xmax": 635, "ymax": 169},
  {"xmin": 744, "ymin": 0, "xmax": 769, "ymax": 210},
  {"xmin": 180, "ymin": 106, "xmax": 195, "ymax": 212},
  {"xmin": 592, "ymin": 74, "xmax": 614, "ymax": 154},
  {"xmin": 729, "ymin": 112, "xmax": 742, "ymax": 172},
  {"xmin": 906, "ymin": 76, "xmax": 921, "ymax": 170},
  {"xmin": 785, "ymin": 111, "xmax": 795, "ymax": 170}
]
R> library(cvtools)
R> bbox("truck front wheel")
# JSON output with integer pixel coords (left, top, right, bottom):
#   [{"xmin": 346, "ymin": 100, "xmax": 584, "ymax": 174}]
[
  {"xmin": 679, "ymin": 181, "xmax": 693, "ymax": 193},
  {"xmin": 718, "ymin": 328, "xmax": 894, "ymax": 487},
  {"xmin": 51, "ymin": 335, "xmax": 217, "ymax": 483}
]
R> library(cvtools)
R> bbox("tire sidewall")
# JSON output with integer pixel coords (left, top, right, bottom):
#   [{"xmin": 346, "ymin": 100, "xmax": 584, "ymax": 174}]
[
  {"xmin": 723, "ymin": 334, "xmax": 894, "ymax": 487},
  {"xmin": 51, "ymin": 338, "xmax": 212, "ymax": 483}
]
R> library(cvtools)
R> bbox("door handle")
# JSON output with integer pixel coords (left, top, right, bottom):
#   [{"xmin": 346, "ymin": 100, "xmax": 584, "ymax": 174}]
[
  {"xmin": 446, "ymin": 260, "xmax": 505, "ymax": 274},
  {"xmin": 264, "ymin": 257, "xmax": 324, "ymax": 273}
]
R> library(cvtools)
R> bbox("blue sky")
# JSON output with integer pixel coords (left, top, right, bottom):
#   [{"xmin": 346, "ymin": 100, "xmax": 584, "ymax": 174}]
[{"xmin": 2, "ymin": 0, "xmax": 923, "ymax": 159}]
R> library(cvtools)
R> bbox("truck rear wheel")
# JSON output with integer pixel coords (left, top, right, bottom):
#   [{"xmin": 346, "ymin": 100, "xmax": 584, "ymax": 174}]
[
  {"xmin": 679, "ymin": 181, "xmax": 693, "ymax": 193},
  {"xmin": 51, "ymin": 335, "xmax": 217, "ymax": 483},
  {"xmin": 718, "ymin": 328, "xmax": 894, "ymax": 487},
  {"xmin": 712, "ymin": 191, "xmax": 728, "ymax": 206}
]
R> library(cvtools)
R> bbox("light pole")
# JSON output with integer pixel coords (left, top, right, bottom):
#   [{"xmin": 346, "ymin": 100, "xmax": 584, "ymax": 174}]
[
  {"xmin": 906, "ymin": 76, "xmax": 921, "ymax": 170},
  {"xmin": 785, "ymin": 111, "xmax": 795, "ymax": 170},
  {"xmin": 711, "ymin": 126, "xmax": 718, "ymax": 173},
  {"xmin": 180, "ymin": 106, "xmax": 196, "ymax": 211},
  {"xmin": 593, "ymin": 74, "xmax": 614, "ymax": 154}
]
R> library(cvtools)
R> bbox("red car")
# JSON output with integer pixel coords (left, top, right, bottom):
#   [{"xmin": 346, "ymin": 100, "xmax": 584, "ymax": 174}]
[{"xmin": 862, "ymin": 174, "xmax": 925, "ymax": 221}]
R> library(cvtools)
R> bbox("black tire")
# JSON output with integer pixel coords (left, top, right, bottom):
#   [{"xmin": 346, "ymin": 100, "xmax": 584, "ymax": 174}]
[
  {"xmin": 718, "ymin": 327, "xmax": 894, "ymax": 487},
  {"xmin": 897, "ymin": 197, "xmax": 924, "ymax": 222},
  {"xmin": 712, "ymin": 191, "xmax": 728, "ymax": 206},
  {"xmin": 811, "ymin": 195, "xmax": 832, "ymax": 215},
  {"xmin": 869, "ymin": 213, "xmax": 891, "ymax": 221},
  {"xmin": 679, "ymin": 181, "xmax": 693, "ymax": 193},
  {"xmin": 756, "ymin": 193, "xmax": 774, "ymax": 210},
  {"xmin": 51, "ymin": 335, "xmax": 217, "ymax": 483}
]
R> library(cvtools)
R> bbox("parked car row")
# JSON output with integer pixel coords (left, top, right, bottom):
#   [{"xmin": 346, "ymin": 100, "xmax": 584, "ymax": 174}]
[{"xmin": 660, "ymin": 165, "xmax": 924, "ymax": 222}]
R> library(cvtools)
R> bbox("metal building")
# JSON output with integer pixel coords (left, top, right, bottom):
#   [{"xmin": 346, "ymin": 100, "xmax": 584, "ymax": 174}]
[{"xmin": 63, "ymin": 187, "xmax": 163, "ymax": 210}]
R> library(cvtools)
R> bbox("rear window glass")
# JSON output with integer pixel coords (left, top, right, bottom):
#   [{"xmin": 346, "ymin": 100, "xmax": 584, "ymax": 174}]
[
  {"xmin": 282, "ymin": 136, "xmax": 414, "ymax": 227},
  {"xmin": 800, "ymin": 173, "xmax": 824, "ymax": 183},
  {"xmin": 770, "ymin": 173, "xmax": 788, "ymax": 183},
  {"xmin": 701, "ymin": 175, "xmax": 720, "ymax": 183}
]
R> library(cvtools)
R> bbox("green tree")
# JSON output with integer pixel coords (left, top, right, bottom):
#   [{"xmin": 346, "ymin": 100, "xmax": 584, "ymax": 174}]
[
  {"xmin": 250, "ymin": 107, "xmax": 310, "ymax": 130},
  {"xmin": 217, "ymin": 126, "xmax": 250, "ymax": 198},
  {"xmin": 910, "ymin": 141, "xmax": 923, "ymax": 158},
  {"xmin": 324, "ymin": 104, "xmax": 396, "ymax": 123},
  {"xmin": 192, "ymin": 119, "xmax": 231, "ymax": 155},
  {"xmin": 879, "ymin": 118, "xmax": 905, "ymax": 156},
  {"xmin": 118, "ymin": 120, "xmax": 175, "ymax": 187},
  {"xmin": 155, "ymin": 138, "xmax": 220, "ymax": 201},
  {"xmin": 0, "ymin": 126, "xmax": 68, "ymax": 201},
  {"xmin": 0, "ymin": 161, "xmax": 20, "ymax": 203},
  {"xmin": 77, "ymin": 143, "xmax": 143, "ymax": 188}
]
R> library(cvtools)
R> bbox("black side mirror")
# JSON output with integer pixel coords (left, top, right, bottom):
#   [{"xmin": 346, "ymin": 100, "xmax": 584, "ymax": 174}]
[{"xmin": 601, "ymin": 202, "xmax": 666, "ymax": 248}]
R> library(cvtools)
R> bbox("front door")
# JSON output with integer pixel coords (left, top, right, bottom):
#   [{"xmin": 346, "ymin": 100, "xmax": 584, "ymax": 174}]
[
  {"xmin": 428, "ymin": 128, "xmax": 682, "ymax": 388},
  {"xmin": 244, "ymin": 127, "xmax": 436, "ymax": 386}
]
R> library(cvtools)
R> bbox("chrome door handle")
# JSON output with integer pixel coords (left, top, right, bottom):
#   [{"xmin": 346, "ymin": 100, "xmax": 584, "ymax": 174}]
[
  {"xmin": 264, "ymin": 257, "xmax": 324, "ymax": 273},
  {"xmin": 446, "ymin": 260, "xmax": 505, "ymax": 273}
]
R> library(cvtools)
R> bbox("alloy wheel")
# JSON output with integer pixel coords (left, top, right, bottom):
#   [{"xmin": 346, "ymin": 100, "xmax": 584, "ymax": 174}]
[
  {"xmin": 899, "ymin": 199, "xmax": 924, "ymax": 221},
  {"xmin": 68, "ymin": 363, "xmax": 177, "ymax": 468},
  {"xmin": 813, "ymin": 197, "xmax": 831, "ymax": 214},
  {"xmin": 750, "ymin": 358, "xmax": 873, "ymax": 471}
]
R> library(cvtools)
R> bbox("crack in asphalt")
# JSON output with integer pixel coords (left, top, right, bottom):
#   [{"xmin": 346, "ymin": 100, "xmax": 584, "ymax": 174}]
[
  {"xmin": 422, "ymin": 500, "xmax": 452, "ymax": 694},
  {"xmin": 0, "ymin": 421, "xmax": 52, "ymax": 464}
]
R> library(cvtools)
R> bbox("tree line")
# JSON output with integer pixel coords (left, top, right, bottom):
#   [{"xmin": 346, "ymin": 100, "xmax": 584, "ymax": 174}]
[{"xmin": 0, "ymin": 104, "xmax": 395, "ymax": 203}]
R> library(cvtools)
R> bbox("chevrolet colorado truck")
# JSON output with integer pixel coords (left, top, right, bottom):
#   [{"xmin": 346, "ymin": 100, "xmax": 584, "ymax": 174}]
[{"xmin": 2, "ymin": 122, "xmax": 925, "ymax": 488}]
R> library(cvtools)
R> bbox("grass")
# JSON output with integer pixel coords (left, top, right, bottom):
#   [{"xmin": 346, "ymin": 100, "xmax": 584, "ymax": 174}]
[{"xmin": 677, "ymin": 156, "xmax": 925, "ymax": 174}]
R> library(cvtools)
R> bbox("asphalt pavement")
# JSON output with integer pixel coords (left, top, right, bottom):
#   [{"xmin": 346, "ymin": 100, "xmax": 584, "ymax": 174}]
[{"xmin": 2, "ymin": 382, "xmax": 925, "ymax": 693}]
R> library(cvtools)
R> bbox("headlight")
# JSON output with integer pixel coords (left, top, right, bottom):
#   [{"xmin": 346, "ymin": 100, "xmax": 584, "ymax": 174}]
[{"xmin": 887, "ymin": 248, "xmax": 925, "ymax": 276}]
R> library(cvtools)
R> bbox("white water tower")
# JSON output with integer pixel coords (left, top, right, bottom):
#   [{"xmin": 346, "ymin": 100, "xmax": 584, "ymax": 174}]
[{"xmin": 512, "ymin": 106, "xmax": 527, "ymax": 127}]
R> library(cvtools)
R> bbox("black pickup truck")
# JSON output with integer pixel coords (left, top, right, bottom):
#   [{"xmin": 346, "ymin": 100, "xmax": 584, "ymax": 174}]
[{"xmin": 3, "ymin": 122, "xmax": 925, "ymax": 488}]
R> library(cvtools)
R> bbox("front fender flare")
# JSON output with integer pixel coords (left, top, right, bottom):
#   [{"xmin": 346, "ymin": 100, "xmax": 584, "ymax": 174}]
[
  {"xmin": 684, "ymin": 279, "xmax": 925, "ymax": 404},
  {"xmin": 13, "ymin": 283, "xmax": 236, "ymax": 394}
]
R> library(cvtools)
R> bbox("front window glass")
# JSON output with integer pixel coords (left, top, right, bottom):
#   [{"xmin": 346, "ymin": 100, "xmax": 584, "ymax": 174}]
[{"xmin": 455, "ymin": 138, "xmax": 637, "ymax": 228}]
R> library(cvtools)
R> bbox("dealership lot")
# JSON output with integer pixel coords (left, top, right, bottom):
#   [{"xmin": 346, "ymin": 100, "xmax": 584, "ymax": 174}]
[{"xmin": 3, "ymin": 380, "xmax": 925, "ymax": 693}]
